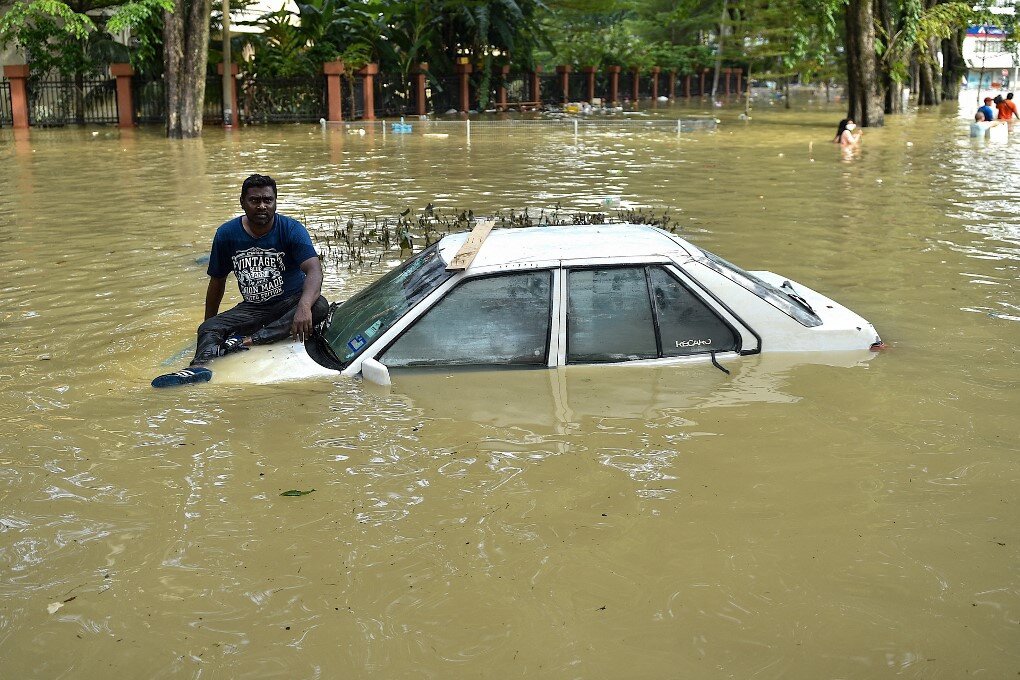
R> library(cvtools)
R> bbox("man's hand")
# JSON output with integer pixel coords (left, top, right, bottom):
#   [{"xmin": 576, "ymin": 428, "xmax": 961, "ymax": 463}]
[
  {"xmin": 291, "ymin": 302, "xmax": 313, "ymax": 342},
  {"xmin": 293, "ymin": 255, "xmax": 323, "ymax": 343}
]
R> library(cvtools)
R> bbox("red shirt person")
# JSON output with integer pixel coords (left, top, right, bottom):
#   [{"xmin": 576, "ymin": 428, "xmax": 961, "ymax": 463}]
[{"xmin": 997, "ymin": 92, "xmax": 1019, "ymax": 120}]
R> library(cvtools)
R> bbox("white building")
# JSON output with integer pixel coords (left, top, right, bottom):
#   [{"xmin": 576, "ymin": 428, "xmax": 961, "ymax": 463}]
[{"xmin": 963, "ymin": 1, "xmax": 1018, "ymax": 90}]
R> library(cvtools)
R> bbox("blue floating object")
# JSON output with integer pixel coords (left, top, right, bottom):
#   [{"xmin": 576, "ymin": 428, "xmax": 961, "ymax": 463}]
[{"xmin": 390, "ymin": 117, "xmax": 413, "ymax": 133}]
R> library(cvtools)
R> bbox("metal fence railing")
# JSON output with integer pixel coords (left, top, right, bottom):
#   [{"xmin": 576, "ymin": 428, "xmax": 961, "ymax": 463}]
[
  {"xmin": 4, "ymin": 69, "xmax": 724, "ymax": 128},
  {"xmin": 504, "ymin": 74, "xmax": 530, "ymax": 108},
  {"xmin": 202, "ymin": 76, "xmax": 223, "ymax": 123},
  {"xmin": 430, "ymin": 76, "xmax": 459, "ymax": 114},
  {"xmin": 326, "ymin": 117, "xmax": 718, "ymax": 140},
  {"xmin": 242, "ymin": 76, "xmax": 325, "ymax": 123},
  {"xmin": 374, "ymin": 73, "xmax": 412, "ymax": 117},
  {"xmin": 132, "ymin": 77, "xmax": 164, "ymax": 124},
  {"xmin": 641, "ymin": 72, "xmax": 658, "ymax": 99},
  {"xmin": 0, "ymin": 80, "xmax": 11, "ymax": 127},
  {"xmin": 566, "ymin": 73, "xmax": 586, "ymax": 102},
  {"xmin": 344, "ymin": 76, "xmax": 366, "ymax": 120},
  {"xmin": 28, "ymin": 78, "xmax": 118, "ymax": 126}
]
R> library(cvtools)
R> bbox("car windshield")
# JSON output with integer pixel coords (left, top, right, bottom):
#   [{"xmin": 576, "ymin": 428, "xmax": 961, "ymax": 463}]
[
  {"xmin": 696, "ymin": 251, "xmax": 823, "ymax": 327},
  {"xmin": 322, "ymin": 245, "xmax": 454, "ymax": 368}
]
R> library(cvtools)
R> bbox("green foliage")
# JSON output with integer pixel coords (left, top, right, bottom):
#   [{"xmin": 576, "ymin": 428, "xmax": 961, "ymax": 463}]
[
  {"xmin": 649, "ymin": 43, "xmax": 714, "ymax": 72},
  {"xmin": 537, "ymin": 5, "xmax": 643, "ymax": 69},
  {"xmin": 878, "ymin": 1, "xmax": 974, "ymax": 84},
  {"xmin": 107, "ymin": 0, "xmax": 173, "ymax": 34},
  {"xmin": 0, "ymin": 0, "xmax": 170, "ymax": 77},
  {"xmin": 237, "ymin": 0, "xmax": 550, "ymax": 84}
]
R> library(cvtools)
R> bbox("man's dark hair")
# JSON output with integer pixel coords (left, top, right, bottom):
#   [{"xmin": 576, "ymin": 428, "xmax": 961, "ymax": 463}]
[
  {"xmin": 241, "ymin": 174, "xmax": 277, "ymax": 200},
  {"xmin": 1008, "ymin": 92, "xmax": 1015, "ymax": 100}
]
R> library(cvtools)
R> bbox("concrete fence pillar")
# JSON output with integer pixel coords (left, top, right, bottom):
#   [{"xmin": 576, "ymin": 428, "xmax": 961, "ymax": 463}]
[
  {"xmin": 496, "ymin": 64, "xmax": 510, "ymax": 110},
  {"xmin": 607, "ymin": 65, "xmax": 621, "ymax": 105},
  {"xmin": 722, "ymin": 67, "xmax": 732, "ymax": 96},
  {"xmin": 530, "ymin": 65, "xmax": 542, "ymax": 106},
  {"xmin": 415, "ymin": 62, "xmax": 429, "ymax": 116},
  {"xmin": 110, "ymin": 63, "xmax": 135, "ymax": 128},
  {"xmin": 4, "ymin": 65, "xmax": 30, "ymax": 129},
  {"xmin": 734, "ymin": 68, "xmax": 743, "ymax": 96},
  {"xmin": 650, "ymin": 67, "xmax": 660, "ymax": 101},
  {"xmin": 216, "ymin": 62, "xmax": 239, "ymax": 126},
  {"xmin": 455, "ymin": 61, "xmax": 472, "ymax": 112},
  {"xmin": 556, "ymin": 64, "xmax": 571, "ymax": 103},
  {"xmin": 630, "ymin": 66, "xmax": 640, "ymax": 102},
  {"xmin": 323, "ymin": 60, "xmax": 344, "ymax": 122},
  {"xmin": 700, "ymin": 68, "xmax": 709, "ymax": 97},
  {"xmin": 684, "ymin": 74, "xmax": 691, "ymax": 98},
  {"xmin": 582, "ymin": 66, "xmax": 596, "ymax": 102},
  {"xmin": 668, "ymin": 70, "xmax": 677, "ymax": 99},
  {"xmin": 359, "ymin": 62, "xmax": 378, "ymax": 120}
]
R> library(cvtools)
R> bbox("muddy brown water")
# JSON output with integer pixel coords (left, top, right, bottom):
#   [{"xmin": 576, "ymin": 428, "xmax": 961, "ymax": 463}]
[{"xmin": 1, "ymin": 99, "xmax": 1018, "ymax": 678}]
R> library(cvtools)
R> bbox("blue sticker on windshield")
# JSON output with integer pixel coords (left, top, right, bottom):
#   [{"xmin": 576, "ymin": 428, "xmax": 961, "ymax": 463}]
[{"xmin": 347, "ymin": 334, "xmax": 367, "ymax": 352}]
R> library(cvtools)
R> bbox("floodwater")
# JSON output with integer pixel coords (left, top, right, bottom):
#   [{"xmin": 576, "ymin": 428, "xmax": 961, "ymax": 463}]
[{"xmin": 1, "ymin": 96, "xmax": 1017, "ymax": 679}]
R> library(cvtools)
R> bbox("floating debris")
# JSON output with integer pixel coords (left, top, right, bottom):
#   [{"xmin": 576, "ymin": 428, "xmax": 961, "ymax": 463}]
[{"xmin": 280, "ymin": 489, "xmax": 315, "ymax": 497}]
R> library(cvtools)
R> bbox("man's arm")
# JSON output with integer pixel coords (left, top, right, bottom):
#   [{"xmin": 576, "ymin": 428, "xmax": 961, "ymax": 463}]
[
  {"xmin": 291, "ymin": 256, "xmax": 323, "ymax": 341},
  {"xmin": 204, "ymin": 276, "xmax": 227, "ymax": 321}
]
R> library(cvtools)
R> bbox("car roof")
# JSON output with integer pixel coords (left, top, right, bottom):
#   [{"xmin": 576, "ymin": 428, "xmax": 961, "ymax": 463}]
[{"xmin": 436, "ymin": 223, "xmax": 702, "ymax": 269}]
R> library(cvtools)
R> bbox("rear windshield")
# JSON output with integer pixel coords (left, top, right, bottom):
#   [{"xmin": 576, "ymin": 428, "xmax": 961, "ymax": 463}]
[
  {"xmin": 322, "ymin": 245, "xmax": 454, "ymax": 367},
  {"xmin": 696, "ymin": 251, "xmax": 823, "ymax": 327}
]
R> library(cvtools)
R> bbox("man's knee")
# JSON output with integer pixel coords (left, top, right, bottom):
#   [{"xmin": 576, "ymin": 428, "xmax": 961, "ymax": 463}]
[{"xmin": 197, "ymin": 315, "xmax": 224, "ymax": 335}]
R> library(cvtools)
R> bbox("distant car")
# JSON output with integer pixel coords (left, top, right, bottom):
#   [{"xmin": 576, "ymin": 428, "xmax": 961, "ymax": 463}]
[{"xmin": 301, "ymin": 223, "xmax": 882, "ymax": 385}]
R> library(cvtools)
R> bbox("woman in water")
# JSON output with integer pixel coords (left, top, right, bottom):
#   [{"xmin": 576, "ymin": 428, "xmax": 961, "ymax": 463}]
[{"xmin": 834, "ymin": 118, "xmax": 861, "ymax": 146}]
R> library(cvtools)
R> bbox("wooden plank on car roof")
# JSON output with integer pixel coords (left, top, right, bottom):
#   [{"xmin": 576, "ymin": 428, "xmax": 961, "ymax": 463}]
[{"xmin": 446, "ymin": 219, "xmax": 495, "ymax": 271}]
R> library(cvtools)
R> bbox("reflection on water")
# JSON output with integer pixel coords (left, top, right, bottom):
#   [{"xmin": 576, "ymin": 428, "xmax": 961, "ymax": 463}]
[{"xmin": 1, "ymin": 99, "xmax": 1018, "ymax": 678}]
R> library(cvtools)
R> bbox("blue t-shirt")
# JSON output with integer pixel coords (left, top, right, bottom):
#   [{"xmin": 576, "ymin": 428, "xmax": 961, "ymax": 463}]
[
  {"xmin": 207, "ymin": 214, "xmax": 318, "ymax": 305},
  {"xmin": 978, "ymin": 105, "xmax": 995, "ymax": 121}
]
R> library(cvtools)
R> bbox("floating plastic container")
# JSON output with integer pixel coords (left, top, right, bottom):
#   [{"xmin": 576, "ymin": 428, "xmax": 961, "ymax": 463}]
[{"xmin": 391, "ymin": 116, "xmax": 413, "ymax": 134}]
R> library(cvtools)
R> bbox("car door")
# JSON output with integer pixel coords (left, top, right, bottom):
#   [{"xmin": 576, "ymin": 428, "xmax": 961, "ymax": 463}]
[
  {"xmin": 376, "ymin": 269, "xmax": 556, "ymax": 369},
  {"xmin": 557, "ymin": 264, "xmax": 749, "ymax": 366}
]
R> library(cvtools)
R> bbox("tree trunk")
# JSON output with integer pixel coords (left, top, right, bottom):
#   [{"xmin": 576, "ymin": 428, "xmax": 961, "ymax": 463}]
[
  {"xmin": 711, "ymin": 0, "xmax": 728, "ymax": 99},
  {"xmin": 743, "ymin": 64, "xmax": 752, "ymax": 116},
  {"xmin": 163, "ymin": 0, "xmax": 212, "ymax": 138},
  {"xmin": 917, "ymin": 37, "xmax": 941, "ymax": 105},
  {"xmin": 875, "ymin": 0, "xmax": 903, "ymax": 114},
  {"xmin": 844, "ymin": 0, "xmax": 885, "ymax": 126},
  {"xmin": 941, "ymin": 29, "xmax": 964, "ymax": 100}
]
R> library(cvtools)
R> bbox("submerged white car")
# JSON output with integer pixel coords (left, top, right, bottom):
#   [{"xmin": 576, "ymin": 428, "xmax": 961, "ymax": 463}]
[{"xmin": 296, "ymin": 223, "xmax": 883, "ymax": 385}]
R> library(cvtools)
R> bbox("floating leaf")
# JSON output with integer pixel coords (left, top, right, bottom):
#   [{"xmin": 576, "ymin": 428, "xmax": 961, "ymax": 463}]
[{"xmin": 280, "ymin": 489, "xmax": 315, "ymax": 497}]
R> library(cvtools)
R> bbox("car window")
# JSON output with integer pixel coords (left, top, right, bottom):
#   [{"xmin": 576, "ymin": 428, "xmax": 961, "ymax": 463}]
[
  {"xmin": 648, "ymin": 267, "xmax": 738, "ymax": 356},
  {"xmin": 322, "ymin": 245, "xmax": 454, "ymax": 368},
  {"xmin": 567, "ymin": 267, "xmax": 658, "ymax": 363},
  {"xmin": 381, "ymin": 271, "xmax": 552, "ymax": 368}
]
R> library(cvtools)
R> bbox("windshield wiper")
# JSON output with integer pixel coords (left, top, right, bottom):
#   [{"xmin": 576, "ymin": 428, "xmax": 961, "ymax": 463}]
[{"xmin": 780, "ymin": 280, "xmax": 817, "ymax": 315}]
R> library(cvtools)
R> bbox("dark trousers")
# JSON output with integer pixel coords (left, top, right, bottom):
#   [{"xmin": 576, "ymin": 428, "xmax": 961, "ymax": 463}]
[{"xmin": 192, "ymin": 294, "xmax": 329, "ymax": 365}]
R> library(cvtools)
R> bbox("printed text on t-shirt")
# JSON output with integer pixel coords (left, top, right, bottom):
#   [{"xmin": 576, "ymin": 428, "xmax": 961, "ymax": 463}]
[{"xmin": 232, "ymin": 247, "xmax": 286, "ymax": 303}]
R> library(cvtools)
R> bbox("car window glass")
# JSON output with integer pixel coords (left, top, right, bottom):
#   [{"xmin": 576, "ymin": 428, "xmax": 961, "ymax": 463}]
[
  {"xmin": 649, "ymin": 267, "xmax": 738, "ymax": 356},
  {"xmin": 322, "ymin": 245, "xmax": 453, "ymax": 368},
  {"xmin": 381, "ymin": 271, "xmax": 552, "ymax": 368},
  {"xmin": 567, "ymin": 267, "xmax": 658, "ymax": 363}
]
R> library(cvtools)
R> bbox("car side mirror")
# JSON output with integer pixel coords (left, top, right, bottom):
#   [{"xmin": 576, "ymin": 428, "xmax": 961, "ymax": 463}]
[{"xmin": 361, "ymin": 357, "xmax": 391, "ymax": 386}]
